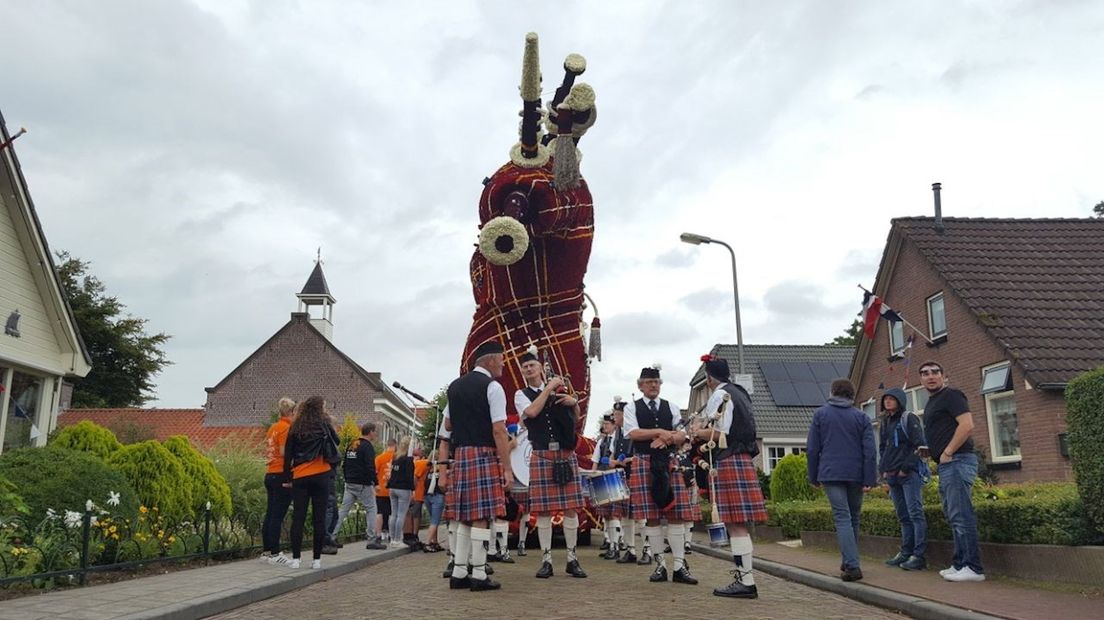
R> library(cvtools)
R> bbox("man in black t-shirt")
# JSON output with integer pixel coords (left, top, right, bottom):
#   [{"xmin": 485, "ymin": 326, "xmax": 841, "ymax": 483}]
[{"xmin": 918, "ymin": 361, "xmax": 985, "ymax": 582}]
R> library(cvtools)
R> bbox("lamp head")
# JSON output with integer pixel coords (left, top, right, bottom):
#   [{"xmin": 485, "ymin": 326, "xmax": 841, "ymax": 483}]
[{"xmin": 680, "ymin": 232, "xmax": 711, "ymax": 245}]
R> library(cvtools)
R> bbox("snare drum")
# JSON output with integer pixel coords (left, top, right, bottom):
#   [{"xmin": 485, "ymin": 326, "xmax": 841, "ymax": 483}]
[
  {"xmin": 587, "ymin": 469, "xmax": 630, "ymax": 506},
  {"xmin": 708, "ymin": 522, "xmax": 729, "ymax": 548}
]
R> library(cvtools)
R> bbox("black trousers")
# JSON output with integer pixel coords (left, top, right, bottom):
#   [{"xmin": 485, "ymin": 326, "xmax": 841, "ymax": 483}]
[
  {"xmin": 263, "ymin": 473, "xmax": 293, "ymax": 554},
  {"xmin": 290, "ymin": 470, "xmax": 334, "ymax": 560}
]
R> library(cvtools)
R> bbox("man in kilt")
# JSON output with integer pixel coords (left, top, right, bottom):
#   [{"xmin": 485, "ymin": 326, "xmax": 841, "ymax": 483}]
[
  {"xmin": 623, "ymin": 365, "xmax": 699, "ymax": 585},
  {"xmin": 592, "ymin": 412, "xmax": 625, "ymax": 560},
  {"xmin": 444, "ymin": 340, "xmax": 513, "ymax": 592},
  {"xmin": 515, "ymin": 346, "xmax": 588, "ymax": 579},
  {"xmin": 694, "ymin": 355, "xmax": 768, "ymax": 599}
]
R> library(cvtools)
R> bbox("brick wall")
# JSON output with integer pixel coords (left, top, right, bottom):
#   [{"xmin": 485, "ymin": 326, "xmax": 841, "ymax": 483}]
[
  {"xmin": 204, "ymin": 314, "xmax": 381, "ymax": 428},
  {"xmin": 855, "ymin": 236, "xmax": 1072, "ymax": 482}
]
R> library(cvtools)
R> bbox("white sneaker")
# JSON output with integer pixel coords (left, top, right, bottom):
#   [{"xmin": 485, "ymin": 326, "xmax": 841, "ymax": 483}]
[
  {"xmin": 389, "ymin": 541, "xmax": 406, "ymax": 549},
  {"xmin": 944, "ymin": 566, "xmax": 985, "ymax": 582},
  {"xmin": 939, "ymin": 566, "xmax": 958, "ymax": 577},
  {"xmin": 311, "ymin": 559, "xmax": 321, "ymax": 569},
  {"xmin": 268, "ymin": 552, "xmax": 290, "ymax": 566},
  {"xmin": 288, "ymin": 558, "xmax": 301, "ymax": 569}
]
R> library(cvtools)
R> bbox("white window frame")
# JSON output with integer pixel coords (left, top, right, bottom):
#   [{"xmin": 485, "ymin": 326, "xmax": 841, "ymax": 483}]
[
  {"xmin": 981, "ymin": 362, "xmax": 1021, "ymax": 463},
  {"xmin": 762, "ymin": 439, "xmax": 808, "ymax": 474},
  {"xmin": 888, "ymin": 321, "xmax": 906, "ymax": 355},
  {"xmin": 904, "ymin": 386, "xmax": 929, "ymax": 415},
  {"xmin": 927, "ymin": 292, "xmax": 947, "ymax": 339}
]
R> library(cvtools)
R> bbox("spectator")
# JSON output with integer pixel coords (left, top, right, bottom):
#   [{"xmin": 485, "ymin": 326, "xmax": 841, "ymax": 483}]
[
  {"xmin": 405, "ymin": 447, "xmax": 430, "ymax": 549},
  {"xmin": 917, "ymin": 360, "xmax": 985, "ymax": 582},
  {"xmin": 806, "ymin": 379, "xmax": 876, "ymax": 582},
  {"xmin": 261, "ymin": 397, "xmax": 296, "ymax": 565},
  {"xmin": 388, "ymin": 436, "xmax": 416, "ymax": 548},
  {"xmin": 878, "ymin": 387, "xmax": 928, "ymax": 571},
  {"xmin": 423, "ymin": 452, "xmax": 447, "ymax": 553},
  {"xmin": 331, "ymin": 422, "xmax": 386, "ymax": 550},
  {"xmin": 283, "ymin": 396, "xmax": 341, "ymax": 569},
  {"xmin": 374, "ymin": 437, "xmax": 397, "ymax": 542}
]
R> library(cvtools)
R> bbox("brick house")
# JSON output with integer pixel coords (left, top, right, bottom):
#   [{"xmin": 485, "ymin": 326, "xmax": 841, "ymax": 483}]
[
  {"xmin": 202, "ymin": 261, "xmax": 416, "ymax": 441},
  {"xmin": 688, "ymin": 344, "xmax": 854, "ymax": 474},
  {"xmin": 57, "ymin": 408, "xmax": 261, "ymax": 449},
  {"xmin": 851, "ymin": 216, "xmax": 1104, "ymax": 483}
]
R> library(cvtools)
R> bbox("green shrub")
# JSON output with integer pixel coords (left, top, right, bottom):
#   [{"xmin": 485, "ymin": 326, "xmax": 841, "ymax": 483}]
[
  {"xmin": 0, "ymin": 471, "xmax": 28, "ymax": 516},
  {"xmin": 163, "ymin": 436, "xmax": 233, "ymax": 518},
  {"xmin": 108, "ymin": 440, "xmax": 193, "ymax": 522},
  {"xmin": 767, "ymin": 482, "xmax": 1098, "ymax": 545},
  {"xmin": 769, "ymin": 453, "xmax": 820, "ymax": 502},
  {"xmin": 51, "ymin": 420, "xmax": 122, "ymax": 460},
  {"xmin": 0, "ymin": 446, "xmax": 138, "ymax": 519},
  {"xmin": 1066, "ymin": 366, "xmax": 1104, "ymax": 534},
  {"xmin": 757, "ymin": 468, "xmax": 771, "ymax": 501},
  {"xmin": 205, "ymin": 435, "xmax": 268, "ymax": 532}
]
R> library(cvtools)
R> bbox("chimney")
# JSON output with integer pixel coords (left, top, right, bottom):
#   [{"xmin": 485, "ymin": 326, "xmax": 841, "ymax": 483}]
[{"xmin": 932, "ymin": 182, "xmax": 944, "ymax": 234}]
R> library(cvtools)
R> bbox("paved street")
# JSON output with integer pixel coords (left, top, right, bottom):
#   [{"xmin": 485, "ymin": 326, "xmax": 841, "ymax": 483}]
[{"xmin": 211, "ymin": 546, "xmax": 902, "ymax": 619}]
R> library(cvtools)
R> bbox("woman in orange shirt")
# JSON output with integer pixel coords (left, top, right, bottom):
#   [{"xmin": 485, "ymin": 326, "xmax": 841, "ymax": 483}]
[
  {"xmin": 261, "ymin": 398, "xmax": 296, "ymax": 564},
  {"xmin": 283, "ymin": 396, "xmax": 340, "ymax": 569}
]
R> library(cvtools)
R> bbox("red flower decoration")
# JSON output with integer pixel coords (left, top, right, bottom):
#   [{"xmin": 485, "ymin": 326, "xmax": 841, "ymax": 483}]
[{"xmin": 700, "ymin": 354, "xmax": 714, "ymax": 362}]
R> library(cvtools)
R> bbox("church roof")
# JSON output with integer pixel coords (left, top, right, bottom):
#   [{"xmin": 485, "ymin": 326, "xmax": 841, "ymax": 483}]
[{"xmin": 299, "ymin": 261, "xmax": 333, "ymax": 299}]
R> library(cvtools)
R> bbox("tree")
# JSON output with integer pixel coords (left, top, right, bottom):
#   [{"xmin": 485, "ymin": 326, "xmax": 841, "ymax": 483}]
[
  {"xmin": 1094, "ymin": 201, "xmax": 1104, "ymax": 218},
  {"xmin": 826, "ymin": 318, "xmax": 864, "ymax": 346},
  {"xmin": 56, "ymin": 252, "xmax": 171, "ymax": 407},
  {"xmin": 414, "ymin": 388, "xmax": 448, "ymax": 452}
]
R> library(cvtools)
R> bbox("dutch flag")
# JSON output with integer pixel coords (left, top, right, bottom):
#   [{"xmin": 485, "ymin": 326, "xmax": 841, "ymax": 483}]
[{"xmin": 861, "ymin": 291, "xmax": 903, "ymax": 339}]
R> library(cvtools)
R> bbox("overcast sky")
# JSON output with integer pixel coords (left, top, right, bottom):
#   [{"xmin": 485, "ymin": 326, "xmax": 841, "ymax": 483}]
[{"xmin": 4, "ymin": 1, "xmax": 1102, "ymax": 434}]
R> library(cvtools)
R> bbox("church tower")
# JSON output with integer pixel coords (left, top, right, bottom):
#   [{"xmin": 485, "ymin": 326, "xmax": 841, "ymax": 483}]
[{"xmin": 296, "ymin": 256, "xmax": 335, "ymax": 341}]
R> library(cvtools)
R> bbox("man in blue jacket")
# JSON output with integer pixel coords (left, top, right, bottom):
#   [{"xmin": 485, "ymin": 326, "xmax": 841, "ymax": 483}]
[
  {"xmin": 806, "ymin": 379, "xmax": 876, "ymax": 582},
  {"xmin": 878, "ymin": 387, "xmax": 928, "ymax": 571}
]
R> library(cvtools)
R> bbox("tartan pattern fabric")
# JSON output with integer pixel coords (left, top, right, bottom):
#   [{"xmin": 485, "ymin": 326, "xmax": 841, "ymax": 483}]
[
  {"xmin": 527, "ymin": 450, "xmax": 586, "ymax": 513},
  {"xmin": 509, "ymin": 487, "xmax": 530, "ymax": 515},
  {"xmin": 596, "ymin": 499, "xmax": 627, "ymax": 519},
  {"xmin": 446, "ymin": 447, "xmax": 506, "ymax": 522},
  {"xmin": 713, "ymin": 453, "xmax": 768, "ymax": 524},
  {"xmin": 628, "ymin": 453, "xmax": 698, "ymax": 521}
]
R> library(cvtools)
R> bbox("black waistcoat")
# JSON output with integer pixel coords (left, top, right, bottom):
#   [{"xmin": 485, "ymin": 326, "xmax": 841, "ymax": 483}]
[
  {"xmin": 632, "ymin": 397, "xmax": 674, "ymax": 455},
  {"xmin": 521, "ymin": 387, "xmax": 577, "ymax": 450},
  {"xmin": 721, "ymin": 383, "xmax": 759, "ymax": 457},
  {"xmin": 446, "ymin": 371, "xmax": 495, "ymax": 448}
]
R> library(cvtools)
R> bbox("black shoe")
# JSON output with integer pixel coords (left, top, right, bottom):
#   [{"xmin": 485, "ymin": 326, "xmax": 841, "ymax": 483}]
[
  {"xmin": 470, "ymin": 576, "xmax": 501, "ymax": 591},
  {"xmin": 442, "ymin": 560, "xmax": 454, "ymax": 578},
  {"xmin": 602, "ymin": 547, "xmax": 620, "ymax": 560},
  {"xmin": 841, "ymin": 567, "xmax": 864, "ymax": 582},
  {"xmin": 616, "ymin": 551, "xmax": 637, "ymax": 564},
  {"xmin": 499, "ymin": 553, "xmax": 515, "ymax": 564},
  {"xmin": 664, "ymin": 545, "xmax": 672, "ymax": 553},
  {"xmin": 884, "ymin": 552, "xmax": 909, "ymax": 567},
  {"xmin": 713, "ymin": 581, "xmax": 758, "ymax": 599},
  {"xmin": 672, "ymin": 566, "xmax": 698, "ymax": 584},
  {"xmin": 566, "ymin": 559, "xmax": 588, "ymax": 578},
  {"xmin": 650, "ymin": 565, "xmax": 668, "ymax": 582},
  {"xmin": 367, "ymin": 541, "xmax": 387, "ymax": 550},
  {"xmin": 637, "ymin": 551, "xmax": 653, "ymax": 566},
  {"xmin": 320, "ymin": 545, "xmax": 339, "ymax": 555},
  {"xmin": 487, "ymin": 552, "xmax": 502, "ymax": 563},
  {"xmin": 599, "ymin": 540, "xmax": 610, "ymax": 551},
  {"xmin": 536, "ymin": 561, "xmax": 554, "ymax": 578},
  {"xmin": 900, "ymin": 556, "xmax": 927, "ymax": 571},
  {"xmin": 449, "ymin": 575, "xmax": 471, "ymax": 589}
]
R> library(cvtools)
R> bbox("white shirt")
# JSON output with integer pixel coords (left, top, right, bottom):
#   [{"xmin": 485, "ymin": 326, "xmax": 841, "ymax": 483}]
[
  {"xmin": 513, "ymin": 382, "xmax": 545, "ymax": 418},
  {"xmin": 476, "ymin": 366, "xmax": 509, "ymax": 423},
  {"xmin": 438, "ymin": 405, "xmax": 451, "ymax": 440},
  {"xmin": 591, "ymin": 432, "xmax": 613, "ymax": 463},
  {"xmin": 705, "ymin": 383, "xmax": 735, "ymax": 434},
  {"xmin": 621, "ymin": 397, "xmax": 670, "ymax": 435}
]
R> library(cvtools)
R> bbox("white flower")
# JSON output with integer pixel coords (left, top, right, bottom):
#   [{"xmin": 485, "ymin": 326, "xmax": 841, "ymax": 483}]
[
  {"xmin": 478, "ymin": 216, "xmax": 530, "ymax": 266},
  {"xmin": 85, "ymin": 499, "xmax": 94, "ymax": 512},
  {"xmin": 64, "ymin": 510, "xmax": 83, "ymax": 528},
  {"xmin": 90, "ymin": 516, "xmax": 98, "ymax": 526},
  {"xmin": 107, "ymin": 491, "xmax": 120, "ymax": 507},
  {"xmin": 205, "ymin": 501, "xmax": 212, "ymax": 511},
  {"xmin": 45, "ymin": 508, "xmax": 57, "ymax": 520}
]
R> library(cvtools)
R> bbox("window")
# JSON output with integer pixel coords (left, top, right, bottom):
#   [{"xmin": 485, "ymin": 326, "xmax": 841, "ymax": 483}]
[
  {"xmin": 3, "ymin": 370, "xmax": 43, "ymax": 452},
  {"xmin": 861, "ymin": 399, "xmax": 876, "ymax": 420},
  {"xmin": 928, "ymin": 293, "xmax": 946, "ymax": 338},
  {"xmin": 765, "ymin": 445, "xmax": 807, "ymax": 474},
  {"xmin": 889, "ymin": 321, "xmax": 906, "ymax": 355},
  {"xmin": 981, "ymin": 362, "xmax": 1020, "ymax": 462},
  {"xmin": 905, "ymin": 386, "xmax": 929, "ymax": 414}
]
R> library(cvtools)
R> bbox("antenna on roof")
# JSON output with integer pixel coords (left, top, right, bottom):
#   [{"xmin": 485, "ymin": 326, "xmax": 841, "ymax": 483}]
[{"xmin": 932, "ymin": 182, "xmax": 945, "ymax": 235}]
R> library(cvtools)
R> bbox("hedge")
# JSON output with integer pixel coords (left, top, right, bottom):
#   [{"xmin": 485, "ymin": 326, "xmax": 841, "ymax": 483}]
[
  {"xmin": 51, "ymin": 420, "xmax": 122, "ymax": 460},
  {"xmin": 108, "ymin": 440, "xmax": 193, "ymax": 521},
  {"xmin": 767, "ymin": 482, "xmax": 1100, "ymax": 546},
  {"xmin": 769, "ymin": 453, "xmax": 820, "ymax": 502},
  {"xmin": 163, "ymin": 436, "xmax": 233, "ymax": 518},
  {"xmin": 1066, "ymin": 366, "xmax": 1104, "ymax": 534},
  {"xmin": 0, "ymin": 446, "xmax": 139, "ymax": 519}
]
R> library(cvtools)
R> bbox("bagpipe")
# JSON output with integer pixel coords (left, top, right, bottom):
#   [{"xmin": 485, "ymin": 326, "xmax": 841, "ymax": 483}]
[{"xmin": 682, "ymin": 393, "xmax": 732, "ymax": 518}]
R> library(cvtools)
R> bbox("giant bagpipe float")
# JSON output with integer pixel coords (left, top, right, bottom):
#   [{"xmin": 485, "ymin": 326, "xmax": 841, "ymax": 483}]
[{"xmin": 458, "ymin": 32, "xmax": 603, "ymax": 540}]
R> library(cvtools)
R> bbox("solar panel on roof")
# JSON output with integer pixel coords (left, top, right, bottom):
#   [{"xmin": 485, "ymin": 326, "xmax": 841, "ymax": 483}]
[
  {"xmin": 833, "ymin": 361, "xmax": 853, "ymax": 377},
  {"xmin": 794, "ymin": 382, "xmax": 826, "ymax": 404},
  {"xmin": 759, "ymin": 361, "xmax": 789, "ymax": 381},
  {"xmin": 782, "ymin": 361, "xmax": 816, "ymax": 381},
  {"xmin": 767, "ymin": 381, "xmax": 802, "ymax": 406},
  {"xmin": 808, "ymin": 362, "xmax": 839, "ymax": 381}
]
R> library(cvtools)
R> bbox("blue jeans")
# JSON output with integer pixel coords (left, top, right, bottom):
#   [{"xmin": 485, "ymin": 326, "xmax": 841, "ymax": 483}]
[
  {"xmin": 937, "ymin": 452, "xmax": 983, "ymax": 573},
  {"xmin": 426, "ymin": 493, "xmax": 446, "ymax": 526},
  {"xmin": 330, "ymin": 482, "xmax": 378, "ymax": 541},
  {"xmin": 823, "ymin": 482, "xmax": 864, "ymax": 570},
  {"xmin": 887, "ymin": 470, "xmax": 927, "ymax": 558},
  {"xmin": 389, "ymin": 489, "xmax": 413, "ymax": 542}
]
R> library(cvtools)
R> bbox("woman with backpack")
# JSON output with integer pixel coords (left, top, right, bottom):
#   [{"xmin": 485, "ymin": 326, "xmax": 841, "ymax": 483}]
[
  {"xmin": 878, "ymin": 387, "xmax": 929, "ymax": 571},
  {"xmin": 283, "ymin": 396, "xmax": 341, "ymax": 569}
]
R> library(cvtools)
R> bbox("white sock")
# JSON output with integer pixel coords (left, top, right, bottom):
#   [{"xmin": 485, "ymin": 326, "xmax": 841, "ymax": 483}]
[
  {"xmin": 452, "ymin": 524, "xmax": 471, "ymax": 578},
  {"xmin": 447, "ymin": 521, "xmax": 458, "ymax": 556},
  {"xmin": 537, "ymin": 515, "xmax": 553, "ymax": 561},
  {"xmin": 685, "ymin": 522, "xmax": 693, "ymax": 544},
  {"xmin": 645, "ymin": 526, "xmax": 663, "ymax": 568},
  {"xmin": 470, "ymin": 526, "xmax": 491, "ymax": 580},
  {"xmin": 609, "ymin": 519, "xmax": 622, "ymax": 546},
  {"xmin": 668, "ymin": 524, "xmax": 686, "ymax": 570},
  {"xmin": 564, "ymin": 513, "xmax": 579, "ymax": 561},
  {"xmin": 519, "ymin": 514, "xmax": 530, "ymax": 545},
  {"xmin": 622, "ymin": 519, "xmax": 636, "ymax": 552},
  {"xmin": 494, "ymin": 521, "xmax": 508, "ymax": 555},
  {"xmin": 730, "ymin": 534, "xmax": 755, "ymax": 585}
]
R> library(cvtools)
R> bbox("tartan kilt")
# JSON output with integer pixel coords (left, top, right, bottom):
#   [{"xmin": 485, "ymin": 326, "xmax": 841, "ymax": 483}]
[
  {"xmin": 446, "ymin": 446, "xmax": 506, "ymax": 522},
  {"xmin": 714, "ymin": 453, "xmax": 768, "ymax": 524},
  {"xmin": 509, "ymin": 486, "xmax": 530, "ymax": 516},
  {"xmin": 629, "ymin": 453, "xmax": 697, "ymax": 522},
  {"xmin": 597, "ymin": 499, "xmax": 627, "ymax": 519},
  {"xmin": 528, "ymin": 450, "xmax": 586, "ymax": 514}
]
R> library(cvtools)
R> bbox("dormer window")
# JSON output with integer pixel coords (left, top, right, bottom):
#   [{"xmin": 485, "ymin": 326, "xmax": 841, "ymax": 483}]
[{"xmin": 927, "ymin": 292, "xmax": 946, "ymax": 339}]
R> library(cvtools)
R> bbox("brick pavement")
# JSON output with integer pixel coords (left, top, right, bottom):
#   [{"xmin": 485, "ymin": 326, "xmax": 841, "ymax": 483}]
[{"xmin": 211, "ymin": 546, "xmax": 902, "ymax": 619}]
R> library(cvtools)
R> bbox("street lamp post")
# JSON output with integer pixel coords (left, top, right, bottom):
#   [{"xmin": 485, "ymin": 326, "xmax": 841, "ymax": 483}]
[{"xmin": 680, "ymin": 232, "xmax": 745, "ymax": 374}]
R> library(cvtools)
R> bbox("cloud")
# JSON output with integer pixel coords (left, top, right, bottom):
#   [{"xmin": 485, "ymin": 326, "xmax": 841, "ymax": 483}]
[
  {"xmin": 602, "ymin": 312, "xmax": 697, "ymax": 347},
  {"xmin": 654, "ymin": 248, "xmax": 696, "ymax": 268},
  {"xmin": 679, "ymin": 288, "xmax": 732, "ymax": 315}
]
